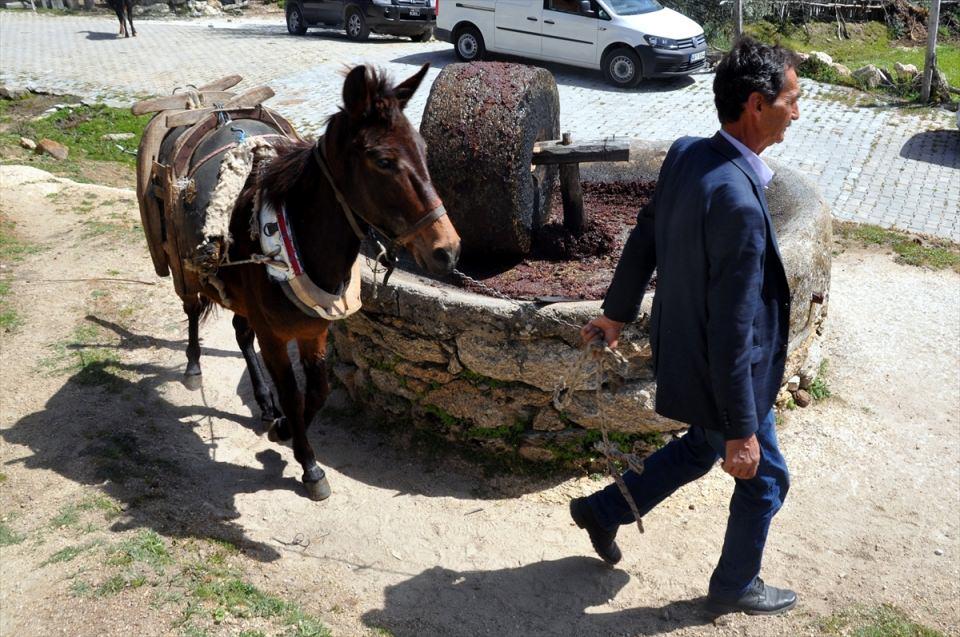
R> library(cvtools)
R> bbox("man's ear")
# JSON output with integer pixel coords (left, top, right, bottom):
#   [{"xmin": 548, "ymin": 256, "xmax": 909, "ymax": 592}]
[{"xmin": 746, "ymin": 91, "xmax": 765, "ymax": 115}]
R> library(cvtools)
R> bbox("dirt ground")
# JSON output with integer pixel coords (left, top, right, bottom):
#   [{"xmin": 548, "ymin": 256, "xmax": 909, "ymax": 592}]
[{"xmin": 0, "ymin": 164, "xmax": 958, "ymax": 637}]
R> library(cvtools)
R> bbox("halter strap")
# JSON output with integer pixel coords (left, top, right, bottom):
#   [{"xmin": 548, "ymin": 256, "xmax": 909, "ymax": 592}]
[{"xmin": 312, "ymin": 136, "xmax": 448, "ymax": 248}]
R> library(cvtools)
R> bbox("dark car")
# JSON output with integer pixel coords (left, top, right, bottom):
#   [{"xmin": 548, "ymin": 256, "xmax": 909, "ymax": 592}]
[{"xmin": 285, "ymin": 0, "xmax": 435, "ymax": 41}]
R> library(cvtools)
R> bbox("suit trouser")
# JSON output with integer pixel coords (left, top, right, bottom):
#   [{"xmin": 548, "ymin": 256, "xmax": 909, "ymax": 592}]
[{"xmin": 585, "ymin": 410, "xmax": 789, "ymax": 597}]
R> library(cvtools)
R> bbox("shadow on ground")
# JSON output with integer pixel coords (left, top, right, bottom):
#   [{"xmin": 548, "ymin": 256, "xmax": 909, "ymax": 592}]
[
  {"xmin": 79, "ymin": 30, "xmax": 120, "ymax": 41},
  {"xmin": 1, "ymin": 316, "xmax": 295, "ymax": 561},
  {"xmin": 391, "ymin": 49, "xmax": 699, "ymax": 93},
  {"xmin": 899, "ymin": 129, "xmax": 960, "ymax": 168},
  {"xmin": 361, "ymin": 556, "xmax": 714, "ymax": 636}
]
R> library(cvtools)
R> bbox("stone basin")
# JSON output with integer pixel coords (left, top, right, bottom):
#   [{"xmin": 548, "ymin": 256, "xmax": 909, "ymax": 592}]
[{"xmin": 330, "ymin": 140, "xmax": 832, "ymax": 466}]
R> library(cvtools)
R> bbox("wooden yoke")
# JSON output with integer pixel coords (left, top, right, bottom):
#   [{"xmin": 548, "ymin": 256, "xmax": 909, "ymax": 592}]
[{"xmin": 533, "ymin": 134, "xmax": 630, "ymax": 234}]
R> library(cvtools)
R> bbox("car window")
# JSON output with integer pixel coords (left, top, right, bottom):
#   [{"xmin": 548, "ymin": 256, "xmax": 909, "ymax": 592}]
[
  {"xmin": 545, "ymin": 0, "xmax": 584, "ymax": 14},
  {"xmin": 602, "ymin": 0, "xmax": 660, "ymax": 16}
]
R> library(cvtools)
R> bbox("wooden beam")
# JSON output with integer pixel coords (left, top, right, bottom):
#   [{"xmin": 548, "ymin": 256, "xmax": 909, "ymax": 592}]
[
  {"xmin": 131, "ymin": 91, "xmax": 235, "ymax": 116},
  {"xmin": 164, "ymin": 86, "xmax": 276, "ymax": 128},
  {"xmin": 198, "ymin": 75, "xmax": 243, "ymax": 92},
  {"xmin": 560, "ymin": 163, "xmax": 586, "ymax": 234},
  {"xmin": 532, "ymin": 138, "xmax": 630, "ymax": 165}
]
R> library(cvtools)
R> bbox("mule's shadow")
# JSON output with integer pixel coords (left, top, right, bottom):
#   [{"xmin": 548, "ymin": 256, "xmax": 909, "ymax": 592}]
[
  {"xmin": 391, "ymin": 49, "xmax": 699, "ymax": 93},
  {"xmin": 1, "ymin": 317, "xmax": 298, "ymax": 562},
  {"xmin": 361, "ymin": 556, "xmax": 714, "ymax": 636},
  {"xmin": 899, "ymin": 129, "xmax": 960, "ymax": 168},
  {"xmin": 79, "ymin": 30, "xmax": 120, "ymax": 41}
]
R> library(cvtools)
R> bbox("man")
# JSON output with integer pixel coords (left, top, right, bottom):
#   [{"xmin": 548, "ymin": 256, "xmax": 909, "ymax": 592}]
[{"xmin": 569, "ymin": 37, "xmax": 802, "ymax": 616}]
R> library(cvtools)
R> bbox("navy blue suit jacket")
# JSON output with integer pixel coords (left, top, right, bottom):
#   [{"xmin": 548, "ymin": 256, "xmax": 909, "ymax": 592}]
[{"xmin": 602, "ymin": 133, "xmax": 791, "ymax": 440}]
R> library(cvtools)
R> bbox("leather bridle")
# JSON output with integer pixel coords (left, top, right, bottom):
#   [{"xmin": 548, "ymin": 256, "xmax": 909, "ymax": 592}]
[{"xmin": 312, "ymin": 136, "xmax": 448, "ymax": 286}]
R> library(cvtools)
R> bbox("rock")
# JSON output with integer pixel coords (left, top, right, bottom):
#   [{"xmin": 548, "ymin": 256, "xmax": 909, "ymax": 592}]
[
  {"xmin": 532, "ymin": 407, "xmax": 567, "ymax": 432},
  {"xmin": 934, "ymin": 548, "xmax": 944, "ymax": 556},
  {"xmin": 0, "ymin": 86, "xmax": 29, "ymax": 100},
  {"xmin": 517, "ymin": 444, "xmax": 555, "ymax": 462},
  {"xmin": 394, "ymin": 361, "xmax": 455, "ymax": 385},
  {"xmin": 37, "ymin": 138, "xmax": 68, "ymax": 160},
  {"xmin": 133, "ymin": 2, "xmax": 170, "ymax": 14},
  {"xmin": 794, "ymin": 52, "xmax": 810, "ymax": 64},
  {"xmin": 853, "ymin": 64, "xmax": 888, "ymax": 90},
  {"xmin": 809, "ymin": 51, "xmax": 833, "ymax": 66},
  {"xmin": 347, "ymin": 313, "xmax": 448, "ymax": 365},
  {"xmin": 830, "ymin": 63, "xmax": 852, "ymax": 78},
  {"xmin": 893, "ymin": 62, "xmax": 919, "ymax": 79},
  {"xmin": 19, "ymin": 137, "xmax": 37, "ymax": 151},
  {"xmin": 101, "ymin": 132, "xmax": 135, "ymax": 141},
  {"xmin": 793, "ymin": 389, "xmax": 812, "ymax": 408},
  {"xmin": 786, "ymin": 375, "xmax": 801, "ymax": 392},
  {"xmin": 422, "ymin": 380, "xmax": 542, "ymax": 430},
  {"xmin": 561, "ymin": 381, "xmax": 682, "ymax": 434}
]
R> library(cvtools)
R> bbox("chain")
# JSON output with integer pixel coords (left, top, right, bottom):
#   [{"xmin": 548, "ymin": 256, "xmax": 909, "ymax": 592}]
[{"xmin": 451, "ymin": 267, "xmax": 647, "ymax": 534}]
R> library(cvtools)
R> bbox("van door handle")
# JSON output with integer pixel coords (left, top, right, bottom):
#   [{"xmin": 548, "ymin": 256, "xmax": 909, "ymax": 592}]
[
  {"xmin": 544, "ymin": 19, "xmax": 554, "ymax": 24},
  {"xmin": 526, "ymin": 16, "xmax": 537, "ymax": 20}
]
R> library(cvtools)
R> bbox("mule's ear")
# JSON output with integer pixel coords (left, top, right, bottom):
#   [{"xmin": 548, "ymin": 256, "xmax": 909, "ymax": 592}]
[
  {"xmin": 343, "ymin": 65, "xmax": 372, "ymax": 119},
  {"xmin": 394, "ymin": 63, "xmax": 430, "ymax": 110}
]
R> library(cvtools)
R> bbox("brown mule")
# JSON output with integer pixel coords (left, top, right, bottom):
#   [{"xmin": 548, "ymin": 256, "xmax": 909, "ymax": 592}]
[{"xmin": 164, "ymin": 65, "xmax": 460, "ymax": 500}]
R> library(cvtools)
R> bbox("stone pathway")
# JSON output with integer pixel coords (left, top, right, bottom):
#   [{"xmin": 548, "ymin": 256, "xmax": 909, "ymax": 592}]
[{"xmin": 1, "ymin": 11, "xmax": 957, "ymax": 240}]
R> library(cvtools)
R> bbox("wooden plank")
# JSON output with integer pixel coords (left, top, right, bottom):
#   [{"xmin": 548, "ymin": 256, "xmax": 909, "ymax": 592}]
[
  {"xmin": 164, "ymin": 86, "xmax": 276, "ymax": 128},
  {"xmin": 560, "ymin": 163, "xmax": 586, "ymax": 234},
  {"xmin": 198, "ymin": 75, "xmax": 243, "ymax": 92},
  {"xmin": 131, "ymin": 91, "xmax": 236, "ymax": 116},
  {"xmin": 532, "ymin": 138, "xmax": 630, "ymax": 165}
]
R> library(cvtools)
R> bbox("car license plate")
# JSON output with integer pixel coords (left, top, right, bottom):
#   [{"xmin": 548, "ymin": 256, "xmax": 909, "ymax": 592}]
[
  {"xmin": 690, "ymin": 51, "xmax": 705, "ymax": 63},
  {"xmin": 409, "ymin": 8, "xmax": 420, "ymax": 16}
]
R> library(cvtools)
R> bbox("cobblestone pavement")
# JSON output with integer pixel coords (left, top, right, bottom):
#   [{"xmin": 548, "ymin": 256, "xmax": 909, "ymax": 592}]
[{"xmin": 2, "ymin": 12, "xmax": 958, "ymax": 240}]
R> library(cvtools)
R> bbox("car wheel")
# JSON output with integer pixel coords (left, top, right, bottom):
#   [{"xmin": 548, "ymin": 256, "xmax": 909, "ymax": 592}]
[
  {"xmin": 454, "ymin": 26, "xmax": 485, "ymax": 62},
  {"xmin": 345, "ymin": 7, "xmax": 370, "ymax": 41},
  {"xmin": 411, "ymin": 28, "xmax": 433, "ymax": 42},
  {"xmin": 602, "ymin": 48, "xmax": 642, "ymax": 88},
  {"xmin": 286, "ymin": 4, "xmax": 307, "ymax": 35}
]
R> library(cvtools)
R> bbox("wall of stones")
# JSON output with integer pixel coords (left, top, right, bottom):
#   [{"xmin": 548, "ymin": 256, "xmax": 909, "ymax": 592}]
[{"xmin": 330, "ymin": 141, "xmax": 833, "ymax": 468}]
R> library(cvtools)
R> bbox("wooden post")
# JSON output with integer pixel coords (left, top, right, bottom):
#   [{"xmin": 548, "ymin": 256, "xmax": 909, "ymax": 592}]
[
  {"xmin": 921, "ymin": 0, "xmax": 942, "ymax": 103},
  {"xmin": 557, "ymin": 132, "xmax": 586, "ymax": 235},
  {"xmin": 733, "ymin": 0, "xmax": 743, "ymax": 39}
]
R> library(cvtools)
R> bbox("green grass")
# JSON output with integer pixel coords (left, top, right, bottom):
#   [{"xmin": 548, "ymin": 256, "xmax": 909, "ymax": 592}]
[
  {"xmin": 41, "ymin": 540, "xmax": 101, "ymax": 566},
  {"xmin": 0, "ymin": 216, "xmax": 38, "ymax": 332},
  {"xmin": 38, "ymin": 322, "xmax": 123, "ymax": 387},
  {"xmin": 820, "ymin": 604, "xmax": 944, "ymax": 636},
  {"xmin": 836, "ymin": 222, "xmax": 960, "ymax": 272},
  {"xmin": 11, "ymin": 104, "xmax": 150, "ymax": 168},
  {"xmin": 0, "ymin": 522, "xmax": 25, "ymax": 546},
  {"xmin": 744, "ymin": 21, "xmax": 960, "ymax": 90},
  {"xmin": 108, "ymin": 530, "xmax": 172, "ymax": 572}
]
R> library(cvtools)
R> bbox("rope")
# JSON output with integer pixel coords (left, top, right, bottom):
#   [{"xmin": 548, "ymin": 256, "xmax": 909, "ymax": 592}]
[{"xmin": 451, "ymin": 267, "xmax": 647, "ymax": 535}]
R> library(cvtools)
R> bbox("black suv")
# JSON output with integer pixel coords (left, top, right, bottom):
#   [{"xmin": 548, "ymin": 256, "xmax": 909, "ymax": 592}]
[{"xmin": 285, "ymin": 0, "xmax": 434, "ymax": 41}]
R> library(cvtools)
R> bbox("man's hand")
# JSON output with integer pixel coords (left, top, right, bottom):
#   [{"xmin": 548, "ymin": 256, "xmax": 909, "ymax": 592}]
[
  {"xmin": 723, "ymin": 434, "xmax": 761, "ymax": 479},
  {"xmin": 581, "ymin": 315, "xmax": 625, "ymax": 349}
]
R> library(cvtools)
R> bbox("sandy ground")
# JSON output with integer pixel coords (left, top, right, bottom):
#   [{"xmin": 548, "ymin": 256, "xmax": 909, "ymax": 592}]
[{"xmin": 0, "ymin": 164, "xmax": 958, "ymax": 637}]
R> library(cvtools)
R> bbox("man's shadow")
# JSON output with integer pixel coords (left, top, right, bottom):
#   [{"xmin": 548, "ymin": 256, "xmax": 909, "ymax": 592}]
[
  {"xmin": 1, "ymin": 316, "xmax": 299, "ymax": 561},
  {"xmin": 362, "ymin": 556, "xmax": 714, "ymax": 636},
  {"xmin": 899, "ymin": 129, "xmax": 960, "ymax": 168},
  {"xmin": 79, "ymin": 30, "xmax": 120, "ymax": 41}
]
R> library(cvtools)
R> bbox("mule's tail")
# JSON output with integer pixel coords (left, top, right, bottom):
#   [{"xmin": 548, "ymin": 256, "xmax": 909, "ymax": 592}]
[{"xmin": 198, "ymin": 293, "xmax": 217, "ymax": 325}]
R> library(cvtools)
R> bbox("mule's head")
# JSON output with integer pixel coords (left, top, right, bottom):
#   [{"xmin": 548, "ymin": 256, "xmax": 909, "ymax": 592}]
[{"xmin": 327, "ymin": 63, "xmax": 460, "ymax": 275}]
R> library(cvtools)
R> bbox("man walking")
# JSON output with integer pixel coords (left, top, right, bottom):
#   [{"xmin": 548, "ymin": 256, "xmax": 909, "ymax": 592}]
[{"xmin": 570, "ymin": 37, "xmax": 802, "ymax": 616}]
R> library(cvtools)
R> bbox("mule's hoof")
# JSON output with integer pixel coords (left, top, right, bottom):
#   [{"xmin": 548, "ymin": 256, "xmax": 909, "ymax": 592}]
[
  {"xmin": 303, "ymin": 476, "xmax": 331, "ymax": 501},
  {"xmin": 182, "ymin": 372, "xmax": 203, "ymax": 391}
]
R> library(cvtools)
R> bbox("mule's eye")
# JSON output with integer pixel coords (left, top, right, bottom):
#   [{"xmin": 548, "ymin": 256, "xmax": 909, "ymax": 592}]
[{"xmin": 375, "ymin": 157, "xmax": 396, "ymax": 170}]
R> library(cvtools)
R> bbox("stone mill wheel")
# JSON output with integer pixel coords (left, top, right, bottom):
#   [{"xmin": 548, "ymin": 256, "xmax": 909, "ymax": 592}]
[{"xmin": 421, "ymin": 62, "xmax": 560, "ymax": 258}]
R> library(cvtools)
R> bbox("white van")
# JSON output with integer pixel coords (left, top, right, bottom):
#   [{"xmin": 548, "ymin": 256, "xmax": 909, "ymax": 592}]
[{"xmin": 435, "ymin": 0, "xmax": 706, "ymax": 87}]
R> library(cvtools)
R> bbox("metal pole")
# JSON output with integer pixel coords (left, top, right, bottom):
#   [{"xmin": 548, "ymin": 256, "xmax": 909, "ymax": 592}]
[
  {"xmin": 921, "ymin": 0, "xmax": 942, "ymax": 103},
  {"xmin": 734, "ymin": 0, "xmax": 744, "ymax": 39}
]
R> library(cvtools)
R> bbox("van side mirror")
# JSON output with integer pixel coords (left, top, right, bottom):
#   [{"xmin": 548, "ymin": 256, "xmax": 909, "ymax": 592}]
[{"xmin": 579, "ymin": 0, "xmax": 595, "ymax": 15}]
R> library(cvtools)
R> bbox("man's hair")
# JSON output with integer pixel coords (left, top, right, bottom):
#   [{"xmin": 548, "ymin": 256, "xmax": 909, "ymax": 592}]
[{"xmin": 713, "ymin": 36, "xmax": 799, "ymax": 124}]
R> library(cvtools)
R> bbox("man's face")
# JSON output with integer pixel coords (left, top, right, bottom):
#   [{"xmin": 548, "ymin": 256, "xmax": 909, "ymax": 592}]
[{"xmin": 758, "ymin": 66, "xmax": 801, "ymax": 147}]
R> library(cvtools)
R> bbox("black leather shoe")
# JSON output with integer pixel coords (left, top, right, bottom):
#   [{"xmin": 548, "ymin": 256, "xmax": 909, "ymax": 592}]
[
  {"xmin": 706, "ymin": 578, "xmax": 798, "ymax": 616},
  {"xmin": 570, "ymin": 497, "xmax": 622, "ymax": 565}
]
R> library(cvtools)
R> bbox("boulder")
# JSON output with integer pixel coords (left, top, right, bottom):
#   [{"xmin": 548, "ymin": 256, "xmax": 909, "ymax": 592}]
[
  {"xmin": 19, "ymin": 137, "xmax": 37, "ymax": 151},
  {"xmin": 853, "ymin": 64, "xmax": 888, "ymax": 89},
  {"xmin": 809, "ymin": 51, "xmax": 833, "ymax": 66},
  {"xmin": 37, "ymin": 139, "xmax": 68, "ymax": 160},
  {"xmin": 0, "ymin": 86, "xmax": 29, "ymax": 100},
  {"xmin": 894, "ymin": 62, "xmax": 919, "ymax": 79},
  {"xmin": 830, "ymin": 63, "xmax": 852, "ymax": 78},
  {"xmin": 101, "ymin": 132, "xmax": 135, "ymax": 141}
]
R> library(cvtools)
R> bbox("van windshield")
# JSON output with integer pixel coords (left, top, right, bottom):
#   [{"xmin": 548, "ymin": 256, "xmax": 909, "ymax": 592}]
[{"xmin": 603, "ymin": 0, "xmax": 662, "ymax": 15}]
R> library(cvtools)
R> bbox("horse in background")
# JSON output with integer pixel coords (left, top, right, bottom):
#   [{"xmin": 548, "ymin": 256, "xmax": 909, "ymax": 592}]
[{"xmin": 106, "ymin": 0, "xmax": 136, "ymax": 38}]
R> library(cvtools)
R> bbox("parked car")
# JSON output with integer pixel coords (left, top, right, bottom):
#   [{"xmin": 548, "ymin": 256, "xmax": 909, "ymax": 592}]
[
  {"xmin": 435, "ymin": 0, "xmax": 705, "ymax": 87},
  {"xmin": 286, "ymin": 0, "xmax": 436, "ymax": 41}
]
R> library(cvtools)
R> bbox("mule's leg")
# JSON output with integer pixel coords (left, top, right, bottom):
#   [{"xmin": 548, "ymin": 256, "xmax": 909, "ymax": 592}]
[
  {"xmin": 183, "ymin": 297, "xmax": 203, "ymax": 389},
  {"xmin": 232, "ymin": 314, "xmax": 283, "ymax": 432},
  {"xmin": 298, "ymin": 331, "xmax": 330, "ymax": 431},
  {"xmin": 115, "ymin": 8, "xmax": 125, "ymax": 36},
  {"xmin": 126, "ymin": 3, "xmax": 136, "ymax": 37},
  {"xmin": 258, "ymin": 332, "xmax": 331, "ymax": 501}
]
